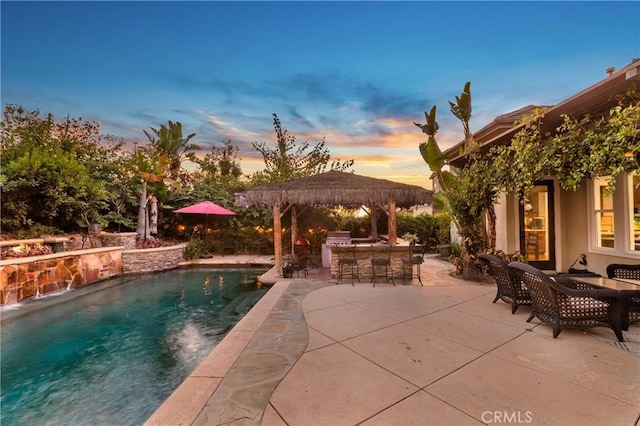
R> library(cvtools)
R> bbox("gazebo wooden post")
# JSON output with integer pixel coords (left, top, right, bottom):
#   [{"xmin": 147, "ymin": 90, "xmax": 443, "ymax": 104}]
[
  {"xmin": 370, "ymin": 203, "xmax": 378, "ymax": 240},
  {"xmin": 291, "ymin": 204, "xmax": 297, "ymax": 255},
  {"xmin": 388, "ymin": 200, "xmax": 397, "ymax": 246},
  {"xmin": 273, "ymin": 202, "xmax": 283, "ymax": 276}
]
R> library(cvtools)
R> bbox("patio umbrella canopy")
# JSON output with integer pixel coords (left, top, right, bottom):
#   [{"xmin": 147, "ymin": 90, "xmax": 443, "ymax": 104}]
[
  {"xmin": 174, "ymin": 201, "xmax": 236, "ymax": 236},
  {"xmin": 174, "ymin": 201, "xmax": 237, "ymax": 216}
]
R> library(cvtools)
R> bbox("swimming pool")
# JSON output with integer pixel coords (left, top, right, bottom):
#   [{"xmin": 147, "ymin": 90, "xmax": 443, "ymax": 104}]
[{"xmin": 0, "ymin": 267, "xmax": 268, "ymax": 426}]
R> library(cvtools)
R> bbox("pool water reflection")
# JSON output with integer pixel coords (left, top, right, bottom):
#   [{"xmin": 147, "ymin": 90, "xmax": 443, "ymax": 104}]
[{"xmin": 0, "ymin": 267, "xmax": 268, "ymax": 426}]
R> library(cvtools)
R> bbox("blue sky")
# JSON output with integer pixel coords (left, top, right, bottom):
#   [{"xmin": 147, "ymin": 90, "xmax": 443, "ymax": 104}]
[{"xmin": 2, "ymin": 1, "xmax": 639, "ymax": 188}]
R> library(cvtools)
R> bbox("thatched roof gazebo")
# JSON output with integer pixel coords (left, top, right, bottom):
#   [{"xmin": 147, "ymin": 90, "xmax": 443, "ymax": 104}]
[{"xmin": 242, "ymin": 171, "xmax": 433, "ymax": 277}]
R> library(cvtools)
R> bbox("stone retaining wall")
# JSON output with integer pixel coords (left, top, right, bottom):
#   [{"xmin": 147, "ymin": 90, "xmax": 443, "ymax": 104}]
[
  {"xmin": 99, "ymin": 232, "xmax": 137, "ymax": 250},
  {"xmin": 122, "ymin": 243, "xmax": 187, "ymax": 274},
  {"xmin": 0, "ymin": 247, "xmax": 122, "ymax": 305},
  {"xmin": 0, "ymin": 240, "xmax": 187, "ymax": 306}
]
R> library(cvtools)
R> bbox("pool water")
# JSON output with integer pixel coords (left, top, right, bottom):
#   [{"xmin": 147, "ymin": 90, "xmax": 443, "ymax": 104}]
[{"xmin": 0, "ymin": 267, "xmax": 268, "ymax": 426}]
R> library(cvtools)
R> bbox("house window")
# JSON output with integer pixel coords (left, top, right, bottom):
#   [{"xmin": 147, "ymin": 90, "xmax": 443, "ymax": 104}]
[
  {"xmin": 593, "ymin": 177, "xmax": 614, "ymax": 248},
  {"xmin": 629, "ymin": 174, "xmax": 640, "ymax": 252},
  {"xmin": 590, "ymin": 173, "xmax": 640, "ymax": 256}
]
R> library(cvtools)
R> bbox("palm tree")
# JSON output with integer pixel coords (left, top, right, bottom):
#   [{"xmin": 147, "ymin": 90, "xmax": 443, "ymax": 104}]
[
  {"xmin": 141, "ymin": 121, "xmax": 198, "ymax": 237},
  {"xmin": 143, "ymin": 121, "xmax": 199, "ymax": 181},
  {"xmin": 130, "ymin": 148, "xmax": 169, "ymax": 240}
]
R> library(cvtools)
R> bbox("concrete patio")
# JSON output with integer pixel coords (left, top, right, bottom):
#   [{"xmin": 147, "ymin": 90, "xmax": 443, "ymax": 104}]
[{"xmin": 147, "ymin": 256, "xmax": 640, "ymax": 426}]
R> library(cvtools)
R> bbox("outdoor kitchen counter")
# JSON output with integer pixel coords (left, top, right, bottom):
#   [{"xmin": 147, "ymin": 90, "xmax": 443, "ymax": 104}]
[{"xmin": 326, "ymin": 242, "xmax": 413, "ymax": 280}]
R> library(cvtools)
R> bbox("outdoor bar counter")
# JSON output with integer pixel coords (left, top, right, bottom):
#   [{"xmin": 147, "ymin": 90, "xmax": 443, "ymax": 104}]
[{"xmin": 326, "ymin": 240, "xmax": 414, "ymax": 280}]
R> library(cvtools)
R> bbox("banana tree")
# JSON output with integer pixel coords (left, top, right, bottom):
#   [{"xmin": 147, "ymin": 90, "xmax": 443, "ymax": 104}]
[
  {"xmin": 449, "ymin": 81, "xmax": 473, "ymax": 150},
  {"xmin": 416, "ymin": 105, "xmax": 457, "ymax": 212},
  {"xmin": 415, "ymin": 82, "xmax": 498, "ymax": 266},
  {"xmin": 448, "ymin": 82, "xmax": 496, "ymax": 247}
]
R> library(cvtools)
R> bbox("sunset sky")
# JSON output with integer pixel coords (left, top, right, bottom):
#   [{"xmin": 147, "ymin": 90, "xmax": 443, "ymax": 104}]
[{"xmin": 2, "ymin": 1, "xmax": 639, "ymax": 188}]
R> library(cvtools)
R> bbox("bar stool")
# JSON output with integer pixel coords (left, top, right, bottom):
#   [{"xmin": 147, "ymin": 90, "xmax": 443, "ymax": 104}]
[
  {"xmin": 402, "ymin": 242, "xmax": 424, "ymax": 285},
  {"xmin": 336, "ymin": 245, "xmax": 360, "ymax": 285},
  {"xmin": 370, "ymin": 244, "xmax": 395, "ymax": 286}
]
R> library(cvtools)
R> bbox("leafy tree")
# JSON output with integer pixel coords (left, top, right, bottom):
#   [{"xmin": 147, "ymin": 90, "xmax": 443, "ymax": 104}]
[
  {"xmin": 250, "ymin": 113, "xmax": 354, "ymax": 185},
  {"xmin": 1, "ymin": 105, "xmax": 123, "ymax": 233},
  {"xmin": 195, "ymin": 139, "xmax": 243, "ymax": 179},
  {"xmin": 101, "ymin": 149, "xmax": 142, "ymax": 232},
  {"xmin": 187, "ymin": 139, "xmax": 246, "ymax": 206},
  {"xmin": 446, "ymin": 149, "xmax": 499, "ymax": 246}
]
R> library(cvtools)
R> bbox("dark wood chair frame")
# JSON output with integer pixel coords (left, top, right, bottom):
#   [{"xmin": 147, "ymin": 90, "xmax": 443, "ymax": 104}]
[
  {"xmin": 370, "ymin": 245, "xmax": 395, "ymax": 287},
  {"xmin": 220, "ymin": 238, "xmax": 237, "ymax": 256},
  {"xmin": 336, "ymin": 245, "xmax": 360, "ymax": 286},
  {"xmin": 509, "ymin": 261, "xmax": 624, "ymax": 342},
  {"xmin": 283, "ymin": 254, "xmax": 309, "ymax": 278},
  {"xmin": 251, "ymin": 237, "xmax": 270, "ymax": 255},
  {"xmin": 479, "ymin": 253, "xmax": 532, "ymax": 314},
  {"xmin": 402, "ymin": 242, "xmax": 424, "ymax": 286}
]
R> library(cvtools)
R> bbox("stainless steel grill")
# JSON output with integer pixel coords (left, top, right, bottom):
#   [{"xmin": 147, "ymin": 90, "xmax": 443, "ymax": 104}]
[{"xmin": 325, "ymin": 231, "xmax": 352, "ymax": 246}]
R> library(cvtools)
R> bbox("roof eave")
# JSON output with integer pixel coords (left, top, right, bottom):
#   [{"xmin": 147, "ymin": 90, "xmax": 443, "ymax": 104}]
[{"xmin": 447, "ymin": 59, "xmax": 640, "ymax": 168}]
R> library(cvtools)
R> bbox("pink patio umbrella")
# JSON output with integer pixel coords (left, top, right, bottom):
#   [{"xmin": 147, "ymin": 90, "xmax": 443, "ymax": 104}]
[{"xmin": 174, "ymin": 201, "xmax": 236, "ymax": 236}]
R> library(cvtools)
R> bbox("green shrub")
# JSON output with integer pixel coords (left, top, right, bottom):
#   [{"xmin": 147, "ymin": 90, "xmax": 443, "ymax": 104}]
[
  {"xmin": 397, "ymin": 212, "xmax": 451, "ymax": 253},
  {"xmin": 16, "ymin": 224, "xmax": 58, "ymax": 239},
  {"xmin": 450, "ymin": 241, "xmax": 463, "ymax": 258},
  {"xmin": 183, "ymin": 237, "xmax": 208, "ymax": 260},
  {"xmin": 434, "ymin": 212, "xmax": 451, "ymax": 246}
]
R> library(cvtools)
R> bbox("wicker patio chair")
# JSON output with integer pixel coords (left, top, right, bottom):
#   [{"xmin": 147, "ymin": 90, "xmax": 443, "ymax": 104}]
[
  {"xmin": 509, "ymin": 261, "xmax": 623, "ymax": 341},
  {"xmin": 606, "ymin": 263, "xmax": 640, "ymax": 324},
  {"xmin": 478, "ymin": 253, "xmax": 531, "ymax": 314}
]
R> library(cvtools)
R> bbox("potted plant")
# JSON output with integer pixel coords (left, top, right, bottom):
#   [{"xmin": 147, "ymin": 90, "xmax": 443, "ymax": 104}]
[{"xmin": 401, "ymin": 232, "xmax": 419, "ymax": 244}]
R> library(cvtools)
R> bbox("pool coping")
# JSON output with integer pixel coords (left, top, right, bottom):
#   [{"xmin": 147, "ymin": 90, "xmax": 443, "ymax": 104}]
[{"xmin": 145, "ymin": 275, "xmax": 330, "ymax": 425}]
